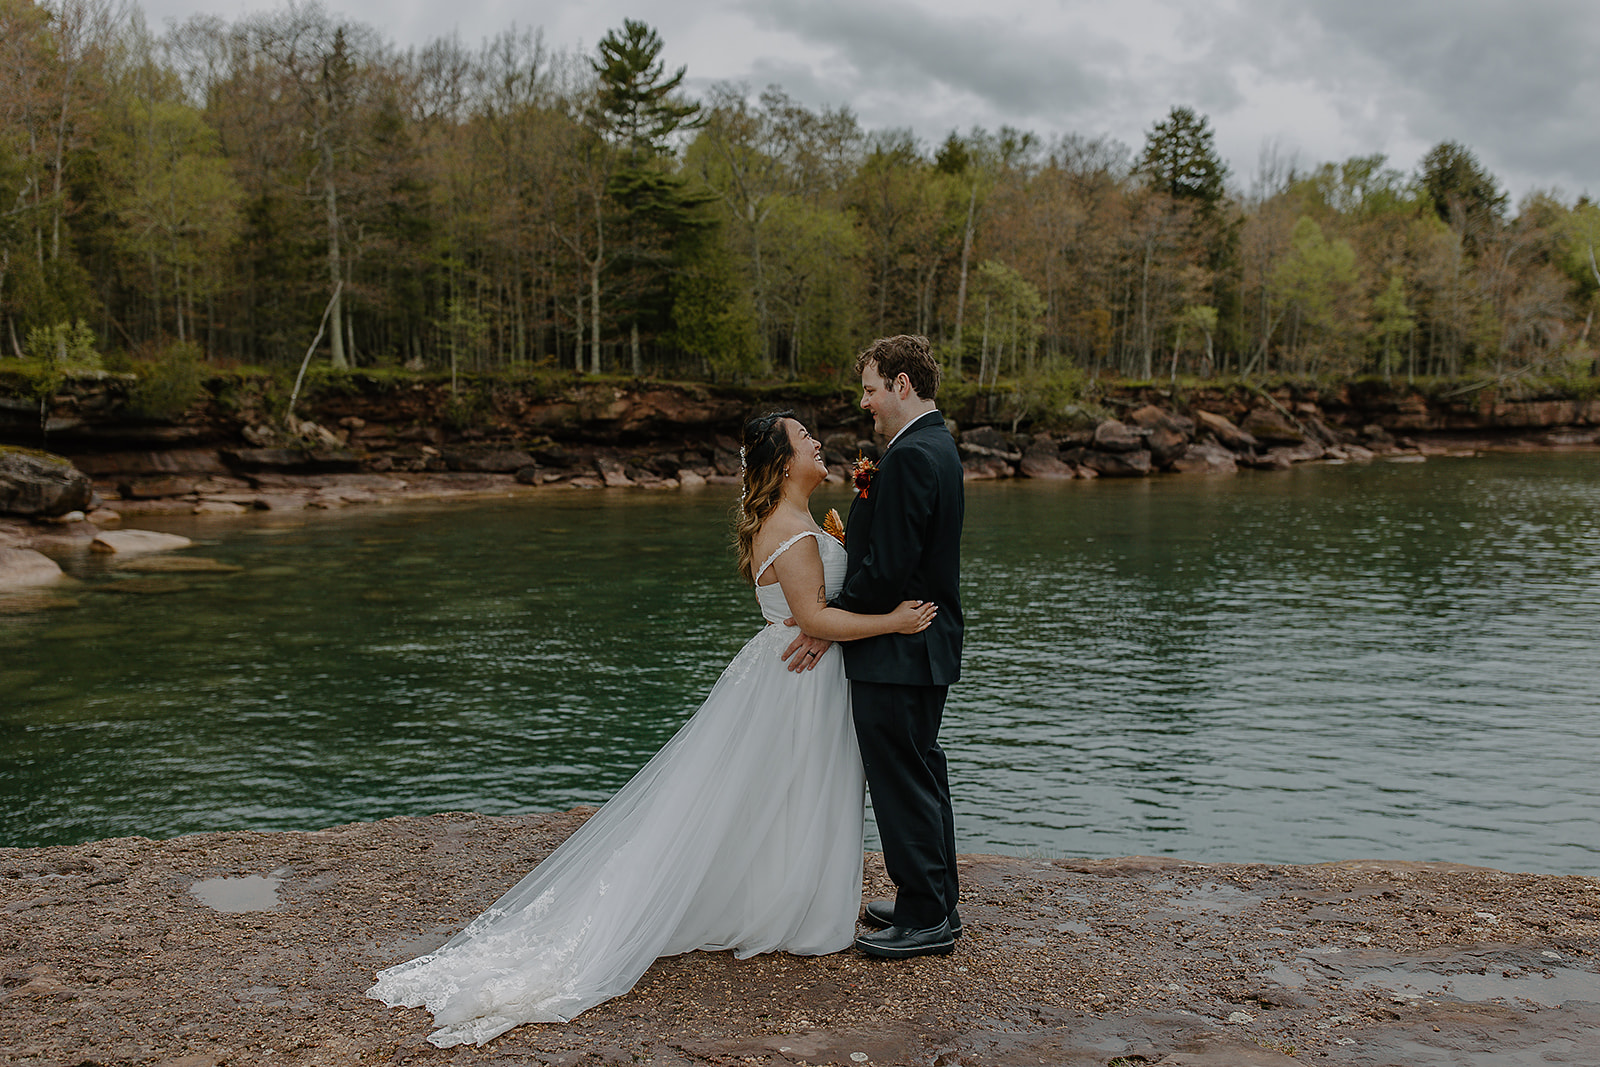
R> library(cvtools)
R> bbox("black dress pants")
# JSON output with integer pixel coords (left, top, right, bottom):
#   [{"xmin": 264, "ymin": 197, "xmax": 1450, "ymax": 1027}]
[{"xmin": 850, "ymin": 679, "xmax": 958, "ymax": 930}]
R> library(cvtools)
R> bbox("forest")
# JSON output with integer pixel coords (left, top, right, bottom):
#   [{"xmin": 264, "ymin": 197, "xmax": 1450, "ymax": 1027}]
[{"xmin": 3, "ymin": 0, "xmax": 1600, "ymax": 393}]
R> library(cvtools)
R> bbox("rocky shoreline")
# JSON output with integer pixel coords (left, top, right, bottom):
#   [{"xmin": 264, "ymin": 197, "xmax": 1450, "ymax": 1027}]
[
  {"xmin": 5, "ymin": 376, "xmax": 1600, "ymax": 589},
  {"xmin": 2, "ymin": 378, "xmax": 1597, "ymax": 515},
  {"xmin": 1, "ymin": 812, "xmax": 1597, "ymax": 1066}
]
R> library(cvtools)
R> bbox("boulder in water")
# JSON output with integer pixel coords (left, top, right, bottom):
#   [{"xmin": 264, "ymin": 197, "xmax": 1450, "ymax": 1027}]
[
  {"xmin": 1170, "ymin": 441, "xmax": 1239, "ymax": 474},
  {"xmin": 193, "ymin": 500, "xmax": 250, "ymax": 516},
  {"xmin": 1064, "ymin": 447, "xmax": 1152, "ymax": 477},
  {"xmin": 594, "ymin": 455, "xmax": 633, "ymax": 487},
  {"xmin": 90, "ymin": 529, "xmax": 194, "ymax": 555},
  {"xmin": 1146, "ymin": 426, "xmax": 1190, "ymax": 468},
  {"xmin": 1018, "ymin": 439, "xmax": 1075, "ymax": 480},
  {"xmin": 0, "ymin": 447, "xmax": 93, "ymax": 518},
  {"xmin": 0, "ymin": 547, "xmax": 65, "ymax": 590}
]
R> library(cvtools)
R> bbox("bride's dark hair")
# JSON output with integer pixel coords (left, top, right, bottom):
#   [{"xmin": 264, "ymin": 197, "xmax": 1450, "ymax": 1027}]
[{"xmin": 733, "ymin": 409, "xmax": 795, "ymax": 584}]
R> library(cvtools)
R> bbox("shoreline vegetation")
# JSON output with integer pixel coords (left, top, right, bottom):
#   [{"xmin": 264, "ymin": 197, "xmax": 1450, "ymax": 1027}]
[
  {"xmin": 3, "ymin": 5, "xmax": 1599, "ymax": 412},
  {"xmin": 2, "ymin": 811, "xmax": 1597, "ymax": 1065}
]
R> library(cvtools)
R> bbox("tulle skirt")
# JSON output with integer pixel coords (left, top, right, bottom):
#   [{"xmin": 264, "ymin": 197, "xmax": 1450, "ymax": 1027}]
[{"xmin": 367, "ymin": 624, "xmax": 865, "ymax": 1047}]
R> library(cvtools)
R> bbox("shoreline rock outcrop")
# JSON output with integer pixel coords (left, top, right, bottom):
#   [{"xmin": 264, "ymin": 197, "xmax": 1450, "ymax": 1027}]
[
  {"xmin": 2, "ymin": 812, "xmax": 1595, "ymax": 1066},
  {"xmin": 0, "ymin": 445, "xmax": 93, "ymax": 517},
  {"xmin": 1, "ymin": 376, "xmax": 1597, "ymax": 518}
]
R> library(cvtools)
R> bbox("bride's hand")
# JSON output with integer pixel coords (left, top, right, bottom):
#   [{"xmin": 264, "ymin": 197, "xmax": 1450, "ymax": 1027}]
[{"xmin": 892, "ymin": 599, "xmax": 937, "ymax": 634}]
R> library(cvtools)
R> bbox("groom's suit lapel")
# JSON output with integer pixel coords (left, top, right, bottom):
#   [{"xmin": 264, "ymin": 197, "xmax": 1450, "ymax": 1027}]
[{"xmin": 844, "ymin": 410, "xmax": 942, "ymax": 573}]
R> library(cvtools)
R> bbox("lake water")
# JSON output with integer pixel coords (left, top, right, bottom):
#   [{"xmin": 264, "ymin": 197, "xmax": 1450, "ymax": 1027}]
[{"xmin": 3, "ymin": 454, "xmax": 1599, "ymax": 874}]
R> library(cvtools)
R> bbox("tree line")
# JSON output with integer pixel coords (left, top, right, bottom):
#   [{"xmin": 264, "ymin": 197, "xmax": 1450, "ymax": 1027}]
[{"xmin": 3, "ymin": 0, "xmax": 1599, "ymax": 389}]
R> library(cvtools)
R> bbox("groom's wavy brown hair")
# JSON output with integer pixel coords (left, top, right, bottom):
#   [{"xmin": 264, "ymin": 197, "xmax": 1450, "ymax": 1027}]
[
  {"xmin": 733, "ymin": 409, "xmax": 795, "ymax": 585},
  {"xmin": 855, "ymin": 334, "xmax": 941, "ymax": 400}
]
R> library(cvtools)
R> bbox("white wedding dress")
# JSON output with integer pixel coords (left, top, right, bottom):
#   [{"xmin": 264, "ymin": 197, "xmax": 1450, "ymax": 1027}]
[{"xmin": 367, "ymin": 531, "xmax": 864, "ymax": 1047}]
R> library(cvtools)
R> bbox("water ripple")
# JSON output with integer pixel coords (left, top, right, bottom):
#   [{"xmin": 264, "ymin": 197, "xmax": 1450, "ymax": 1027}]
[{"xmin": 3, "ymin": 456, "xmax": 1599, "ymax": 872}]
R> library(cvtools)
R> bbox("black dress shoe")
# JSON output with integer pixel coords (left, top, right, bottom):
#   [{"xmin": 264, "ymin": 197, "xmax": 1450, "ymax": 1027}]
[
  {"xmin": 855, "ymin": 918, "xmax": 956, "ymax": 959},
  {"xmin": 863, "ymin": 899, "xmax": 962, "ymax": 938}
]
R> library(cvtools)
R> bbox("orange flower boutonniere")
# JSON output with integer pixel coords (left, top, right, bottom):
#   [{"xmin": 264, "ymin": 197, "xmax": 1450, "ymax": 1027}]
[
  {"xmin": 822, "ymin": 508, "xmax": 846, "ymax": 545},
  {"xmin": 851, "ymin": 455, "xmax": 878, "ymax": 499}
]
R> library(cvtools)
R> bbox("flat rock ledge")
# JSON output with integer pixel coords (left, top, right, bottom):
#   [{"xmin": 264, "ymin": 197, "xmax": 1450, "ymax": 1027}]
[{"xmin": 3, "ymin": 813, "xmax": 1597, "ymax": 1067}]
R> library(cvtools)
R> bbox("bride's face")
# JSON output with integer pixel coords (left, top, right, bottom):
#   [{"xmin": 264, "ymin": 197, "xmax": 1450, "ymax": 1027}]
[{"xmin": 781, "ymin": 418, "xmax": 828, "ymax": 485}]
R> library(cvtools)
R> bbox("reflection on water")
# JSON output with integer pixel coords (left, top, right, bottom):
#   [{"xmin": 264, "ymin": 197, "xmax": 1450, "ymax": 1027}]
[{"xmin": 3, "ymin": 454, "xmax": 1599, "ymax": 873}]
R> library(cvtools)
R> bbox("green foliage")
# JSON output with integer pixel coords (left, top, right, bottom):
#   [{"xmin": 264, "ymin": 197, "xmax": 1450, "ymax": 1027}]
[
  {"xmin": 442, "ymin": 387, "xmax": 492, "ymax": 432},
  {"xmin": 590, "ymin": 20, "xmax": 701, "ymax": 162},
  {"xmin": 25, "ymin": 320, "xmax": 102, "ymax": 370},
  {"xmin": 128, "ymin": 341, "xmax": 206, "ymax": 420},
  {"xmin": 969, "ymin": 260, "xmax": 1046, "ymax": 384},
  {"xmin": 1556, "ymin": 202, "xmax": 1600, "ymax": 295},
  {"xmin": 1179, "ymin": 304, "xmax": 1218, "ymax": 334},
  {"xmin": 670, "ymin": 243, "xmax": 761, "ymax": 380},
  {"xmin": 1009, "ymin": 366, "xmax": 1092, "ymax": 423},
  {"xmin": 761, "ymin": 197, "xmax": 865, "ymax": 376},
  {"xmin": 1140, "ymin": 106, "xmax": 1227, "ymax": 207},
  {"xmin": 1298, "ymin": 154, "xmax": 1414, "ymax": 218},
  {"xmin": 1419, "ymin": 141, "xmax": 1508, "ymax": 239},
  {"xmin": 1270, "ymin": 217, "xmax": 1362, "ymax": 368},
  {"xmin": 1371, "ymin": 273, "xmax": 1415, "ymax": 378},
  {"xmin": 0, "ymin": 0, "xmax": 1590, "ymax": 396}
]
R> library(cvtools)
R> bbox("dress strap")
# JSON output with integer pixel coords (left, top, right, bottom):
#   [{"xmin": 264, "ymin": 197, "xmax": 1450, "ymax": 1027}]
[{"xmin": 754, "ymin": 530, "xmax": 820, "ymax": 584}]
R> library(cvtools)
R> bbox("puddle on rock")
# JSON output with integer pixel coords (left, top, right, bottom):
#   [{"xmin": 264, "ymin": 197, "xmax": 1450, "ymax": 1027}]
[
  {"xmin": 1280, "ymin": 949, "xmax": 1600, "ymax": 1010},
  {"xmin": 1350, "ymin": 962, "xmax": 1600, "ymax": 1009},
  {"xmin": 189, "ymin": 869, "xmax": 287, "ymax": 912},
  {"xmin": 1151, "ymin": 879, "xmax": 1255, "ymax": 915}
]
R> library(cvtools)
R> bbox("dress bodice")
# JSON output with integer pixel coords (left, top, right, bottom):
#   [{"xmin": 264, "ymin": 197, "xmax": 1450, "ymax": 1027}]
[{"xmin": 754, "ymin": 531, "xmax": 847, "ymax": 624}]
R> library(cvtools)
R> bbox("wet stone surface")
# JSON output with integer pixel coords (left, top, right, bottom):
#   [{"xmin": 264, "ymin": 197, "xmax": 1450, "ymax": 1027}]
[{"xmin": 1, "ymin": 812, "xmax": 1597, "ymax": 1066}]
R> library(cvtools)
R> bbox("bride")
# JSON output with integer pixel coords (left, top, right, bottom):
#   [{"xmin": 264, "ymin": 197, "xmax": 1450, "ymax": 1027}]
[{"xmin": 367, "ymin": 410, "xmax": 936, "ymax": 1047}]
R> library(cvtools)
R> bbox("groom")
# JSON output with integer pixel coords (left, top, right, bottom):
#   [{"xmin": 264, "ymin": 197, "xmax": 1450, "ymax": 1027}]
[{"xmin": 788, "ymin": 334, "xmax": 965, "ymax": 959}]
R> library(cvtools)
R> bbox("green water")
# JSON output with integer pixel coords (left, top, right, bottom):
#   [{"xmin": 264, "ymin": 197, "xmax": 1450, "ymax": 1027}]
[{"xmin": 4, "ymin": 454, "xmax": 1599, "ymax": 873}]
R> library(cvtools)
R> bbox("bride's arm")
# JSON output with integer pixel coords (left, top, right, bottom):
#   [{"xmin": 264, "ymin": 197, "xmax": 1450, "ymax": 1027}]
[{"xmin": 770, "ymin": 538, "xmax": 935, "ymax": 641}]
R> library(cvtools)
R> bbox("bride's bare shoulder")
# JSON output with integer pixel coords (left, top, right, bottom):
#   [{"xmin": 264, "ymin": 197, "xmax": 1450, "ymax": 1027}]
[{"xmin": 751, "ymin": 511, "xmax": 821, "ymax": 565}]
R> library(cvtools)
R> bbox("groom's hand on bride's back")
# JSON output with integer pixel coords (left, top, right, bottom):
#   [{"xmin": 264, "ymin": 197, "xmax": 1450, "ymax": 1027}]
[{"xmin": 780, "ymin": 621, "xmax": 832, "ymax": 672}]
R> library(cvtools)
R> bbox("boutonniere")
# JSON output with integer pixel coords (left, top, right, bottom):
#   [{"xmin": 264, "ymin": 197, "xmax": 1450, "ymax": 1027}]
[
  {"xmin": 822, "ymin": 508, "xmax": 846, "ymax": 545},
  {"xmin": 851, "ymin": 455, "xmax": 878, "ymax": 499}
]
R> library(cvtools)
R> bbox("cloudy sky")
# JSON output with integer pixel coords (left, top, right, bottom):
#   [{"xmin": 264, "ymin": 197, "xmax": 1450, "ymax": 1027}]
[{"xmin": 138, "ymin": 0, "xmax": 1599, "ymax": 203}]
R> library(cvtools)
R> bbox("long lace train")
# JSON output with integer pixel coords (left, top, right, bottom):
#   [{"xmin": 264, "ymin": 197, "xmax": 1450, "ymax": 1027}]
[{"xmin": 367, "ymin": 601, "xmax": 863, "ymax": 1045}]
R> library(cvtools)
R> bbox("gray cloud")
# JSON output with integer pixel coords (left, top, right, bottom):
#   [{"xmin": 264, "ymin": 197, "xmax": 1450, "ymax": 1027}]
[
  {"xmin": 1220, "ymin": 0, "xmax": 1600, "ymax": 195},
  {"xmin": 141, "ymin": 0, "xmax": 1597, "ymax": 199},
  {"xmin": 736, "ymin": 0, "xmax": 1132, "ymax": 137},
  {"xmin": 730, "ymin": 0, "xmax": 1597, "ymax": 197}
]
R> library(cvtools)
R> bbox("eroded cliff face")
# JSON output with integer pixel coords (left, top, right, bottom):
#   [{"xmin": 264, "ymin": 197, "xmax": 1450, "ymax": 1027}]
[
  {"xmin": 1, "ymin": 374, "xmax": 1596, "ymax": 509},
  {"xmin": 5, "ymin": 373, "xmax": 1598, "ymax": 456},
  {"xmin": 0, "ymin": 374, "xmax": 862, "ymax": 453}
]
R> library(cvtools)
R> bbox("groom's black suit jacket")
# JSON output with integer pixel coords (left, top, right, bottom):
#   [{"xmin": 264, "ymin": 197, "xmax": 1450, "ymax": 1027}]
[{"xmin": 833, "ymin": 410, "xmax": 964, "ymax": 686}]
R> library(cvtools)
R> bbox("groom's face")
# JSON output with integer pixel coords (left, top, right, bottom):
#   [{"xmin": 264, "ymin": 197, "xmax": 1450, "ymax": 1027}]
[{"xmin": 859, "ymin": 362, "xmax": 907, "ymax": 438}]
